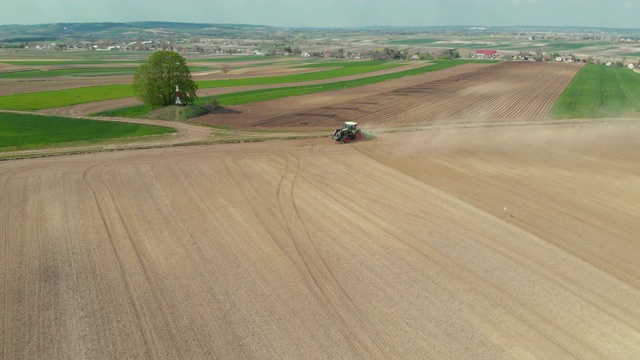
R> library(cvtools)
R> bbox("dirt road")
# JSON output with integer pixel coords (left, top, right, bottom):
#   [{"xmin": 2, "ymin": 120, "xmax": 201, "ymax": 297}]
[{"xmin": 2, "ymin": 120, "xmax": 640, "ymax": 358}]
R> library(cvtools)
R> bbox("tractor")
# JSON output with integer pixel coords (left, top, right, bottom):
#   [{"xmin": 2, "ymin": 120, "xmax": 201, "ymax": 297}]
[{"xmin": 332, "ymin": 121, "xmax": 370, "ymax": 143}]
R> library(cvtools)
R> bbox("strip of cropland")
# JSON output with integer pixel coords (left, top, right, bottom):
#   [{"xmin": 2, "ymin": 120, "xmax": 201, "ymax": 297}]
[
  {"xmin": 97, "ymin": 60, "xmax": 495, "ymax": 118},
  {"xmin": 0, "ymin": 112, "xmax": 175, "ymax": 151},
  {"xmin": 0, "ymin": 66, "xmax": 212, "ymax": 79},
  {"xmin": 0, "ymin": 60, "xmax": 402, "ymax": 111},
  {"xmin": 552, "ymin": 63, "xmax": 640, "ymax": 118}
]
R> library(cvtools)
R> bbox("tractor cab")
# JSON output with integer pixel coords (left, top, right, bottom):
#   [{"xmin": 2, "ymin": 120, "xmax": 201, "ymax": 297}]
[{"xmin": 343, "ymin": 121, "xmax": 358, "ymax": 131}]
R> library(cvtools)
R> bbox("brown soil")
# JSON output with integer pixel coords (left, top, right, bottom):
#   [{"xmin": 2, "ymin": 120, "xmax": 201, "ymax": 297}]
[
  {"xmin": 2, "ymin": 61, "xmax": 639, "ymax": 359},
  {"xmin": 2, "ymin": 120, "xmax": 640, "ymax": 358},
  {"xmin": 194, "ymin": 62, "xmax": 581, "ymax": 130}
]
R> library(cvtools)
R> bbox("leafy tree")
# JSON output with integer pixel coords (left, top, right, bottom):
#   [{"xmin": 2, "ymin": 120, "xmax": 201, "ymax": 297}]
[
  {"xmin": 133, "ymin": 50, "xmax": 197, "ymax": 108},
  {"xmin": 419, "ymin": 53, "xmax": 433, "ymax": 61}
]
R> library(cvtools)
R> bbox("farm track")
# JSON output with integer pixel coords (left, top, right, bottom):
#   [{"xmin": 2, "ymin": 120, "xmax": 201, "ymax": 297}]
[
  {"xmin": 87, "ymin": 163, "xmax": 187, "ymax": 359},
  {"xmin": 3, "ymin": 62, "xmax": 640, "ymax": 358}
]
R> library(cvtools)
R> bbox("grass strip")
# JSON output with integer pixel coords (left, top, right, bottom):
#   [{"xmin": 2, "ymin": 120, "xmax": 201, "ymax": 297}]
[
  {"xmin": 0, "ymin": 66, "xmax": 210, "ymax": 79},
  {"xmin": 0, "ymin": 112, "xmax": 175, "ymax": 151},
  {"xmin": 0, "ymin": 85, "xmax": 134, "ymax": 111}
]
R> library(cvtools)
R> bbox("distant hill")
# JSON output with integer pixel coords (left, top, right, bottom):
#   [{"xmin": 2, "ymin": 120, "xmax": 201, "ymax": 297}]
[
  {"xmin": 2, "ymin": 22, "xmax": 639, "ymax": 44},
  {"xmin": 0, "ymin": 22, "xmax": 275, "ymax": 43}
]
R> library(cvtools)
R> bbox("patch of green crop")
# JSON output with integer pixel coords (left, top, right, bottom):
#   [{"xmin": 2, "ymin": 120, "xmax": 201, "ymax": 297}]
[
  {"xmin": 0, "ymin": 66, "xmax": 210, "ymax": 79},
  {"xmin": 0, "ymin": 59, "xmax": 147, "ymax": 66},
  {"xmin": 538, "ymin": 42, "xmax": 610, "ymax": 51},
  {"xmin": 551, "ymin": 64, "xmax": 640, "ymax": 118},
  {"xmin": 388, "ymin": 39, "xmax": 438, "ymax": 45},
  {"xmin": 0, "ymin": 85, "xmax": 134, "ymax": 111},
  {"xmin": 97, "ymin": 105, "xmax": 154, "ymax": 118},
  {"xmin": 0, "ymin": 112, "xmax": 175, "ymax": 151}
]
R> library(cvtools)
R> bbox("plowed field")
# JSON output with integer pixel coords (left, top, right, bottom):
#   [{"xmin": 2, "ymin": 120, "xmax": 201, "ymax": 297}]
[
  {"xmin": 3, "ymin": 61, "xmax": 640, "ymax": 359},
  {"xmin": 196, "ymin": 61, "xmax": 581, "ymax": 129}
]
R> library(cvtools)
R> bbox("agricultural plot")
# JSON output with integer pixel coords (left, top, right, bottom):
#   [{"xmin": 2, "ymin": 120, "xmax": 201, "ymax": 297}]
[
  {"xmin": 1, "ymin": 119, "xmax": 639, "ymax": 358},
  {"xmin": 0, "ymin": 66, "xmax": 211, "ymax": 79},
  {"xmin": 552, "ymin": 64, "xmax": 640, "ymax": 118},
  {"xmin": 2, "ymin": 56, "xmax": 640, "ymax": 359},
  {"xmin": 0, "ymin": 60, "xmax": 412, "ymax": 111},
  {"xmin": 197, "ymin": 61, "xmax": 581, "ymax": 129},
  {"xmin": 0, "ymin": 112, "xmax": 175, "ymax": 151}
]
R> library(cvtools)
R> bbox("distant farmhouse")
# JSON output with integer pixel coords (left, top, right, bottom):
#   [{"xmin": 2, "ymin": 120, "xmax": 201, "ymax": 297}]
[{"xmin": 474, "ymin": 49, "xmax": 498, "ymax": 59}]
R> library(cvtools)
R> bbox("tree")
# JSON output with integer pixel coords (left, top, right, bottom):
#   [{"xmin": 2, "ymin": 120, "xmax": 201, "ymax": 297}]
[
  {"xmin": 133, "ymin": 50, "xmax": 197, "ymax": 108},
  {"xmin": 221, "ymin": 63, "xmax": 231, "ymax": 75}
]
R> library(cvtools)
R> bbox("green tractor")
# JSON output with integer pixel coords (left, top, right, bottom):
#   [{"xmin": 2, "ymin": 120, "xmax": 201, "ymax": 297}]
[{"xmin": 331, "ymin": 121, "xmax": 371, "ymax": 143}]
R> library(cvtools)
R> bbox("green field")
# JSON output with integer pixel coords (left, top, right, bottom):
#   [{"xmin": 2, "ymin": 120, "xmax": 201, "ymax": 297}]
[
  {"xmin": 0, "ymin": 112, "xmax": 175, "ymax": 151},
  {"xmin": 534, "ymin": 41, "xmax": 612, "ymax": 51},
  {"xmin": 0, "ymin": 60, "xmax": 145, "ymax": 66},
  {"xmin": 552, "ymin": 64, "xmax": 640, "ymax": 118},
  {"xmin": 0, "ymin": 60, "xmax": 403, "ymax": 111},
  {"xmin": 0, "ymin": 66, "xmax": 211, "ymax": 79},
  {"xmin": 0, "ymin": 56, "xmax": 275, "ymax": 66},
  {"xmin": 0, "ymin": 85, "xmax": 134, "ymax": 111},
  {"xmin": 389, "ymin": 39, "xmax": 439, "ymax": 45}
]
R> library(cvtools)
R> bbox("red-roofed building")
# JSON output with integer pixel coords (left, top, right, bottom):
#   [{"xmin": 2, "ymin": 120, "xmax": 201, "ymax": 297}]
[{"xmin": 475, "ymin": 49, "xmax": 497, "ymax": 58}]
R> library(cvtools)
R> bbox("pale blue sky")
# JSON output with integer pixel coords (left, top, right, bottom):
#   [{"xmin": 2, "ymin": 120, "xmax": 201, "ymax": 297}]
[{"xmin": 2, "ymin": 0, "xmax": 639, "ymax": 29}]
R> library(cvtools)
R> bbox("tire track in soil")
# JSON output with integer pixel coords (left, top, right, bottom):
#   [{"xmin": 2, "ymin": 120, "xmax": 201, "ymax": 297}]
[
  {"xmin": 276, "ymin": 154, "xmax": 400, "ymax": 359},
  {"xmin": 95, "ymin": 165, "xmax": 186, "ymax": 360},
  {"xmin": 1, "ymin": 164, "xmax": 44, "ymax": 360},
  {"xmin": 315, "ymin": 162, "xmax": 640, "ymax": 337},
  {"xmin": 222, "ymin": 155, "xmax": 384, "ymax": 358},
  {"xmin": 82, "ymin": 163, "xmax": 158, "ymax": 360},
  {"xmin": 347, "ymin": 143, "xmax": 640, "ymax": 333},
  {"xmin": 307, "ymin": 147, "xmax": 610, "ymax": 358},
  {"xmin": 309, "ymin": 176, "xmax": 604, "ymax": 358},
  {"xmin": 84, "ymin": 163, "xmax": 185, "ymax": 359},
  {"xmin": 1, "ymin": 167, "xmax": 25, "ymax": 360}
]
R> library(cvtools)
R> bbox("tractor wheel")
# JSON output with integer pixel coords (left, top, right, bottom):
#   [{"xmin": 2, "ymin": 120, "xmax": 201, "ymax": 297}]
[
  {"xmin": 355, "ymin": 131, "xmax": 362, "ymax": 141},
  {"xmin": 343, "ymin": 136, "xmax": 351, "ymax": 144}
]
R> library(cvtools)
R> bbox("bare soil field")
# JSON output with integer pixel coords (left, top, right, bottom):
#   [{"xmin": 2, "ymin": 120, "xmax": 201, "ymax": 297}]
[
  {"xmin": 196, "ymin": 62, "xmax": 581, "ymax": 130},
  {"xmin": 3, "ymin": 61, "xmax": 640, "ymax": 359},
  {"xmin": 2, "ymin": 120, "xmax": 640, "ymax": 359}
]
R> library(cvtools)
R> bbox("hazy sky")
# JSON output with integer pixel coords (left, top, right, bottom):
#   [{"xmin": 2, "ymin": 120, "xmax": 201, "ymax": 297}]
[{"xmin": 2, "ymin": 0, "xmax": 639, "ymax": 29}]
